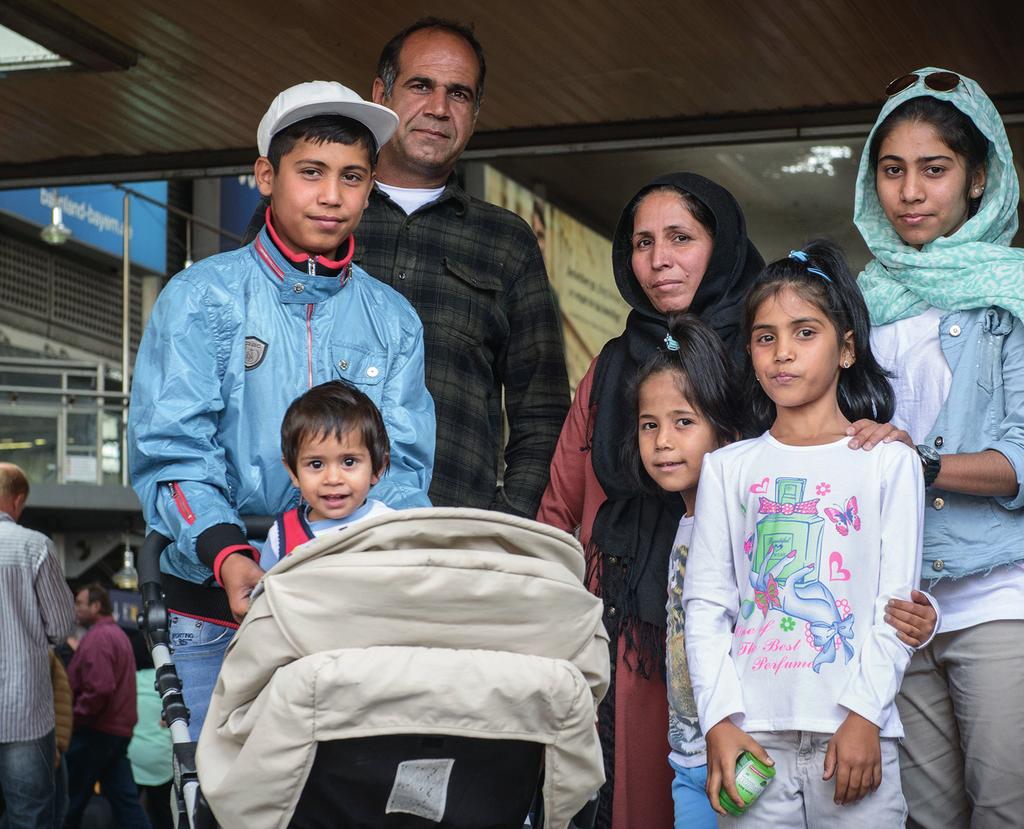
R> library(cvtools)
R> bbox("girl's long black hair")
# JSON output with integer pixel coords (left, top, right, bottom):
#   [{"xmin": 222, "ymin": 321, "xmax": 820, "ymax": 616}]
[
  {"xmin": 742, "ymin": 239, "xmax": 895, "ymax": 434},
  {"xmin": 621, "ymin": 312, "xmax": 745, "ymax": 494}
]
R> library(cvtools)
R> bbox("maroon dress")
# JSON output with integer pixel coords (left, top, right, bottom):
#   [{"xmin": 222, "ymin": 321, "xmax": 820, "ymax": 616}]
[{"xmin": 537, "ymin": 360, "xmax": 674, "ymax": 829}]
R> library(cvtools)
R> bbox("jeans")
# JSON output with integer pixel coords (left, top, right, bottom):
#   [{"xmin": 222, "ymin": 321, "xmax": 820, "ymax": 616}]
[
  {"xmin": 52, "ymin": 753, "xmax": 67, "ymax": 829},
  {"xmin": 0, "ymin": 729, "xmax": 56, "ymax": 829},
  {"xmin": 668, "ymin": 759, "xmax": 717, "ymax": 829},
  {"xmin": 168, "ymin": 615, "xmax": 234, "ymax": 741},
  {"xmin": 63, "ymin": 730, "xmax": 151, "ymax": 829}
]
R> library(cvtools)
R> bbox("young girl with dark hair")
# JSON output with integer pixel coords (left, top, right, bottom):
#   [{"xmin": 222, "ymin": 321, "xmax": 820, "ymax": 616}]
[
  {"xmin": 848, "ymin": 68, "xmax": 1024, "ymax": 829},
  {"xmin": 743, "ymin": 242, "xmax": 896, "ymax": 434},
  {"xmin": 683, "ymin": 241, "xmax": 924, "ymax": 827},
  {"xmin": 622, "ymin": 313, "xmax": 744, "ymax": 829}
]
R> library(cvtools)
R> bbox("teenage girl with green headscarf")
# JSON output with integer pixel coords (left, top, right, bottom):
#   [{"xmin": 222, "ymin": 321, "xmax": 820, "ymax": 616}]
[{"xmin": 848, "ymin": 68, "xmax": 1024, "ymax": 829}]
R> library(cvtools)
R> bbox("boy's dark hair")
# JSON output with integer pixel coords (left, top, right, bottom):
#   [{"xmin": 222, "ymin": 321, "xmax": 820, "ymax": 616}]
[
  {"xmin": 621, "ymin": 313, "xmax": 744, "ymax": 495},
  {"xmin": 78, "ymin": 582, "xmax": 112, "ymax": 616},
  {"xmin": 741, "ymin": 239, "xmax": 895, "ymax": 433},
  {"xmin": 281, "ymin": 380, "xmax": 390, "ymax": 476},
  {"xmin": 869, "ymin": 96, "xmax": 989, "ymax": 213},
  {"xmin": 266, "ymin": 114, "xmax": 377, "ymax": 172},
  {"xmin": 376, "ymin": 16, "xmax": 486, "ymax": 112}
]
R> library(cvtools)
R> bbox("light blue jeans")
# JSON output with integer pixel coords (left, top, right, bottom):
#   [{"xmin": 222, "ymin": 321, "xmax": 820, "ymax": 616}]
[
  {"xmin": 717, "ymin": 731, "xmax": 906, "ymax": 829},
  {"xmin": 669, "ymin": 759, "xmax": 717, "ymax": 829},
  {"xmin": 168, "ymin": 614, "xmax": 235, "ymax": 741}
]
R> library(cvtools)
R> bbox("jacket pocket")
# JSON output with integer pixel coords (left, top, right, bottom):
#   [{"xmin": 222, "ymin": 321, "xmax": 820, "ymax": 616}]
[
  {"xmin": 332, "ymin": 344, "xmax": 388, "ymax": 408},
  {"xmin": 444, "ymin": 255, "xmax": 503, "ymax": 292},
  {"xmin": 978, "ymin": 308, "xmax": 1013, "ymax": 395}
]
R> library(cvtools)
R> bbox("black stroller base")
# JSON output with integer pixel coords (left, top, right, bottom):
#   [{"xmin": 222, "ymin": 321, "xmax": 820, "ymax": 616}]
[{"xmin": 291, "ymin": 735, "xmax": 542, "ymax": 829}]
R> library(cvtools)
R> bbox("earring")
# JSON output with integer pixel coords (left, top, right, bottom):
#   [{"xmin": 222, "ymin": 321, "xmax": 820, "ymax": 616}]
[
  {"xmin": 974, "ymin": 185, "xmax": 985, "ymax": 196},
  {"xmin": 842, "ymin": 359, "xmax": 851, "ymax": 369}
]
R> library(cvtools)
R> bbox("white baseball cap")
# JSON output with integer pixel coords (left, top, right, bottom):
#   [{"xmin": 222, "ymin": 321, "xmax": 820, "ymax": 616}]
[{"xmin": 256, "ymin": 80, "xmax": 399, "ymax": 157}]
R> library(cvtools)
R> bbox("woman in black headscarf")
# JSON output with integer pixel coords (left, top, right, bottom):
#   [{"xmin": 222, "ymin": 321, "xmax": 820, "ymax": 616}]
[{"xmin": 537, "ymin": 173, "xmax": 763, "ymax": 829}]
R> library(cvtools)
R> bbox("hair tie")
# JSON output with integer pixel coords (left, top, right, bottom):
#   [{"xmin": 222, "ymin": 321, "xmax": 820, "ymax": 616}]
[
  {"xmin": 664, "ymin": 332, "xmax": 680, "ymax": 352},
  {"xmin": 788, "ymin": 249, "xmax": 833, "ymax": 284}
]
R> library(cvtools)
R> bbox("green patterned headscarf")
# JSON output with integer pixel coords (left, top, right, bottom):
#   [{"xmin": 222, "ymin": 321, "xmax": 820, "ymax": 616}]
[{"xmin": 855, "ymin": 67, "xmax": 1024, "ymax": 325}]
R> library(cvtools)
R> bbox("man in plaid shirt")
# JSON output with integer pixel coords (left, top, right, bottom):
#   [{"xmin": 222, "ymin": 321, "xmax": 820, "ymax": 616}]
[{"xmin": 357, "ymin": 17, "xmax": 569, "ymax": 517}]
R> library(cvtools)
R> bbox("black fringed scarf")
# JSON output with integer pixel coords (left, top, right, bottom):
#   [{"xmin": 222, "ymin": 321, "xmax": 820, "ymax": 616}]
[{"xmin": 589, "ymin": 174, "xmax": 763, "ymax": 822}]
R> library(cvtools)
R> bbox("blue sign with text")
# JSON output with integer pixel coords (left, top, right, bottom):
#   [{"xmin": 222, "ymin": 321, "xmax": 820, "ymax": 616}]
[
  {"xmin": 220, "ymin": 175, "xmax": 262, "ymax": 252},
  {"xmin": 0, "ymin": 182, "xmax": 168, "ymax": 273}
]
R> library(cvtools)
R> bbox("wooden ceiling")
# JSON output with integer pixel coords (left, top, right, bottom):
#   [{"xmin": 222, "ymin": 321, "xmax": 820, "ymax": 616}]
[{"xmin": 1, "ymin": 0, "xmax": 1023, "ymax": 182}]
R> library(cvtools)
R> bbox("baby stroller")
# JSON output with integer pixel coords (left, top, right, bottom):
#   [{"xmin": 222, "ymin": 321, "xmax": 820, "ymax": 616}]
[{"xmin": 140, "ymin": 507, "xmax": 609, "ymax": 829}]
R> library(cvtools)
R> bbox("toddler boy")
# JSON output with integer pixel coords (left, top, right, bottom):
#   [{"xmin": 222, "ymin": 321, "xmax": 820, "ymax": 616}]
[{"xmin": 261, "ymin": 381, "xmax": 393, "ymax": 568}]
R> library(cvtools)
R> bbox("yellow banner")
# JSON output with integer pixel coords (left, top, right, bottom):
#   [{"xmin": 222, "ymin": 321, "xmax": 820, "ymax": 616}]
[{"xmin": 483, "ymin": 166, "xmax": 629, "ymax": 389}]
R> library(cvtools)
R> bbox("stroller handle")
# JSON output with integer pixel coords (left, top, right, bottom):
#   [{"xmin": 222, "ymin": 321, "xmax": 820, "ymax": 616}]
[
  {"xmin": 138, "ymin": 531, "xmax": 172, "ymax": 590},
  {"xmin": 138, "ymin": 515, "xmax": 275, "ymax": 591},
  {"xmin": 137, "ymin": 515, "xmax": 273, "ymax": 655},
  {"xmin": 137, "ymin": 516, "xmax": 270, "ymax": 829}
]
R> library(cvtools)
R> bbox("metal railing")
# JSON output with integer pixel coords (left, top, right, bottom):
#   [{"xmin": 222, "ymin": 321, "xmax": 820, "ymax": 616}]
[{"xmin": 0, "ymin": 356, "xmax": 127, "ymax": 486}]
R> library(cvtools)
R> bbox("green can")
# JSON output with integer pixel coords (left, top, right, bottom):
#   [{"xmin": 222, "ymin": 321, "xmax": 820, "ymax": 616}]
[{"xmin": 720, "ymin": 751, "xmax": 775, "ymax": 816}]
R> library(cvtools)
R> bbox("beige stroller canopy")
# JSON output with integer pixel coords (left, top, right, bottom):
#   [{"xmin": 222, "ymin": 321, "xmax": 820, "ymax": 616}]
[{"xmin": 198, "ymin": 507, "xmax": 611, "ymax": 829}]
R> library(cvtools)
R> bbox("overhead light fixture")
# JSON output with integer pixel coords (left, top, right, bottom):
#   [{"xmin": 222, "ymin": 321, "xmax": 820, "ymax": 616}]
[
  {"xmin": 112, "ymin": 537, "xmax": 139, "ymax": 591},
  {"xmin": 40, "ymin": 200, "xmax": 71, "ymax": 245},
  {"xmin": 0, "ymin": 5, "xmax": 136, "ymax": 77},
  {"xmin": 781, "ymin": 145, "xmax": 852, "ymax": 177},
  {"xmin": 0, "ymin": 24, "xmax": 70, "ymax": 72}
]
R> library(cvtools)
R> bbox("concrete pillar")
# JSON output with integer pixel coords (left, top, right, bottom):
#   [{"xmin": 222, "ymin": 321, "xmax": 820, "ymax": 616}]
[{"xmin": 191, "ymin": 178, "xmax": 222, "ymax": 261}]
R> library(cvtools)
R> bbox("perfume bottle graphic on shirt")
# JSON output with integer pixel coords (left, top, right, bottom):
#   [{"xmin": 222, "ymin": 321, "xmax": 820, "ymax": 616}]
[{"xmin": 753, "ymin": 477, "xmax": 824, "ymax": 585}]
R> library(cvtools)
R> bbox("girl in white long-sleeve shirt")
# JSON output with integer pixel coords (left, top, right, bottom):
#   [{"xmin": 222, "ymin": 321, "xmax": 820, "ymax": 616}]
[{"xmin": 683, "ymin": 241, "xmax": 924, "ymax": 827}]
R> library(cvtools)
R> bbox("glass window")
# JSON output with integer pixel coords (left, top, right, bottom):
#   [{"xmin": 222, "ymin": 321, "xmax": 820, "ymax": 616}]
[
  {"xmin": 491, "ymin": 125, "xmax": 1024, "ymax": 275},
  {"xmin": 0, "ymin": 412, "xmax": 58, "ymax": 483}
]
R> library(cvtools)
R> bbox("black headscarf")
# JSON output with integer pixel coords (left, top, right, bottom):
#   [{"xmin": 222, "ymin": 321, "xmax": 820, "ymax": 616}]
[{"xmin": 588, "ymin": 172, "xmax": 763, "ymax": 677}]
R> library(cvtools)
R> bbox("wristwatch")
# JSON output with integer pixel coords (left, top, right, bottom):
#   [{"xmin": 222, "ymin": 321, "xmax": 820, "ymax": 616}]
[{"xmin": 916, "ymin": 444, "xmax": 942, "ymax": 488}]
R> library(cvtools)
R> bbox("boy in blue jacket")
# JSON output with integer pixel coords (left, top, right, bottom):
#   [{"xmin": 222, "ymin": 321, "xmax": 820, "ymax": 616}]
[{"xmin": 128, "ymin": 81, "xmax": 435, "ymax": 738}]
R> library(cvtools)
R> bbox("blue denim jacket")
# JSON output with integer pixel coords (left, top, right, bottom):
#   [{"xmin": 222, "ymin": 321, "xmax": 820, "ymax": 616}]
[{"xmin": 921, "ymin": 307, "xmax": 1024, "ymax": 580}]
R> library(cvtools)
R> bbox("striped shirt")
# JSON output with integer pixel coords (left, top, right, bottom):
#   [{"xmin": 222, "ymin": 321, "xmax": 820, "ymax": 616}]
[{"xmin": 0, "ymin": 512, "xmax": 74, "ymax": 742}]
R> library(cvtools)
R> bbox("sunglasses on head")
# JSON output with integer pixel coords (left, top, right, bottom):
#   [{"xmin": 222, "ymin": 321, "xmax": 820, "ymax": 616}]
[{"xmin": 885, "ymin": 71, "xmax": 965, "ymax": 97}]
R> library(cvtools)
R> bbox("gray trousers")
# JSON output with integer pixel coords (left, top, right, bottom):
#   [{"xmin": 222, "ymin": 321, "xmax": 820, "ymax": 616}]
[
  {"xmin": 896, "ymin": 619, "xmax": 1024, "ymax": 829},
  {"xmin": 717, "ymin": 731, "xmax": 906, "ymax": 828}
]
